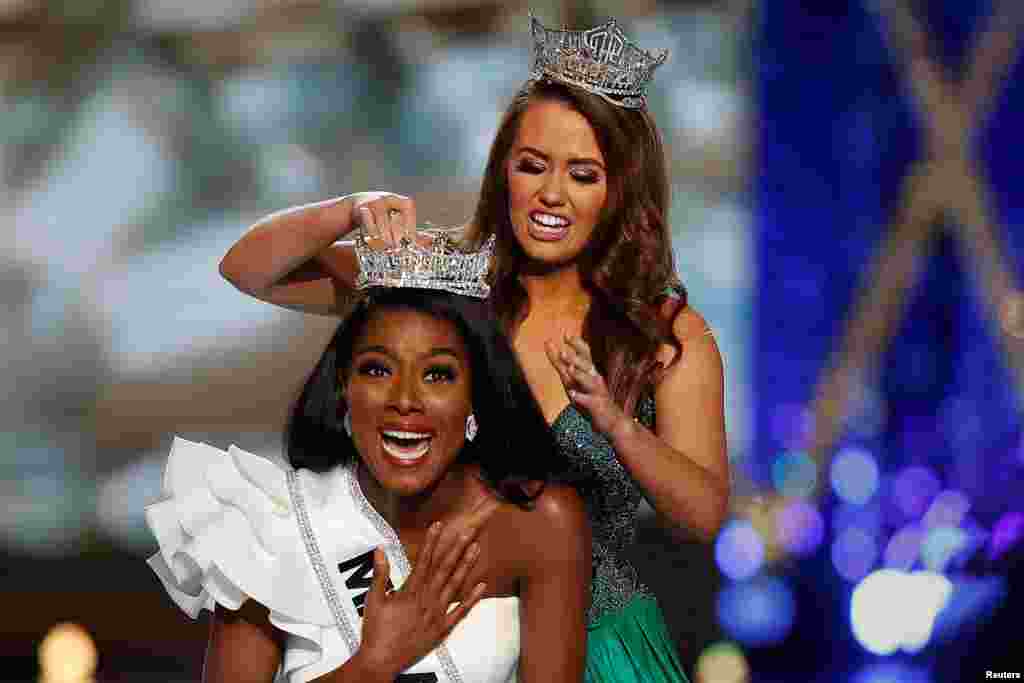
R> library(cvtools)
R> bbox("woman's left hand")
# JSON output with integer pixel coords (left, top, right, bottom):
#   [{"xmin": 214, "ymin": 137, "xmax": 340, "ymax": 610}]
[{"xmin": 545, "ymin": 336, "xmax": 630, "ymax": 438}]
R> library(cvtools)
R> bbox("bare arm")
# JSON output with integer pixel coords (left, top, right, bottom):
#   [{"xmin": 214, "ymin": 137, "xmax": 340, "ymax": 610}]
[
  {"xmin": 219, "ymin": 193, "xmax": 417, "ymax": 315},
  {"xmin": 517, "ymin": 485, "xmax": 590, "ymax": 683},
  {"xmin": 549, "ymin": 307, "xmax": 730, "ymax": 542},
  {"xmin": 202, "ymin": 602, "xmax": 283, "ymax": 683},
  {"xmin": 611, "ymin": 308, "xmax": 730, "ymax": 541}
]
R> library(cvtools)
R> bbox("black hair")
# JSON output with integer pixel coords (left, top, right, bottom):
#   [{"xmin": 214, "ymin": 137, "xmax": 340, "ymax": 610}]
[{"xmin": 286, "ymin": 287, "xmax": 565, "ymax": 506}]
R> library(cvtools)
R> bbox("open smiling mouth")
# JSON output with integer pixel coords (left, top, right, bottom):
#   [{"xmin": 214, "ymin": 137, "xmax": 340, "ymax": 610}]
[
  {"xmin": 528, "ymin": 212, "xmax": 570, "ymax": 240},
  {"xmin": 380, "ymin": 430, "xmax": 433, "ymax": 463}
]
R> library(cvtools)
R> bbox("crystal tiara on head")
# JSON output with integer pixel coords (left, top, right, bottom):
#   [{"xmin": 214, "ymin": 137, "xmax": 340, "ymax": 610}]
[
  {"xmin": 528, "ymin": 13, "xmax": 669, "ymax": 110},
  {"xmin": 353, "ymin": 228, "xmax": 495, "ymax": 299}
]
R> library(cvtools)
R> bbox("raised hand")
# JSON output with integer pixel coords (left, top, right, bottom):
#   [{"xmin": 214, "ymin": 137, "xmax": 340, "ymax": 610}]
[
  {"xmin": 545, "ymin": 335, "xmax": 630, "ymax": 439},
  {"xmin": 355, "ymin": 496, "xmax": 500, "ymax": 678},
  {"xmin": 350, "ymin": 193, "xmax": 418, "ymax": 247}
]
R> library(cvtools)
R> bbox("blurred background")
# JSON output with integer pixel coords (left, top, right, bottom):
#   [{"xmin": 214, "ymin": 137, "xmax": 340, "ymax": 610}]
[{"xmin": 3, "ymin": 0, "xmax": 1022, "ymax": 681}]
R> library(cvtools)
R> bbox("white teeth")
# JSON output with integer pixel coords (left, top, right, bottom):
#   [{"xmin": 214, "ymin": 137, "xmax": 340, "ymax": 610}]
[
  {"xmin": 381, "ymin": 430, "xmax": 432, "ymax": 462},
  {"xmin": 382, "ymin": 430, "xmax": 431, "ymax": 439},
  {"xmin": 382, "ymin": 438, "xmax": 431, "ymax": 461},
  {"xmin": 532, "ymin": 213, "xmax": 569, "ymax": 227}
]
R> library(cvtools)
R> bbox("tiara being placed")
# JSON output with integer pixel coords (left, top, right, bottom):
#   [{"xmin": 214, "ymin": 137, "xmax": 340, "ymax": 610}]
[
  {"xmin": 353, "ymin": 227, "xmax": 495, "ymax": 299},
  {"xmin": 528, "ymin": 13, "xmax": 668, "ymax": 109}
]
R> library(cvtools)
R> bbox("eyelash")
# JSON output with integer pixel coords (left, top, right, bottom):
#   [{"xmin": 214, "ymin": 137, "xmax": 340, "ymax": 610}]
[
  {"xmin": 515, "ymin": 159, "xmax": 601, "ymax": 184},
  {"xmin": 425, "ymin": 365, "xmax": 456, "ymax": 383},
  {"xmin": 355, "ymin": 361, "xmax": 456, "ymax": 383}
]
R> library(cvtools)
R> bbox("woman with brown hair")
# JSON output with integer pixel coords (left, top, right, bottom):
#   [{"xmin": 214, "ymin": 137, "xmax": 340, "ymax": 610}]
[{"xmin": 219, "ymin": 16, "xmax": 728, "ymax": 682}]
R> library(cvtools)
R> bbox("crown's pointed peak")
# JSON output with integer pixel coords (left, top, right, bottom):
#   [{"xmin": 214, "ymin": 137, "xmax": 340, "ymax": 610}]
[{"xmin": 527, "ymin": 13, "xmax": 668, "ymax": 110}]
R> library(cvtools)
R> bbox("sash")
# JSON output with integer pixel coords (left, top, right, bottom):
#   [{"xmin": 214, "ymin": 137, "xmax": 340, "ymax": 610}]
[{"xmin": 286, "ymin": 466, "xmax": 464, "ymax": 683}]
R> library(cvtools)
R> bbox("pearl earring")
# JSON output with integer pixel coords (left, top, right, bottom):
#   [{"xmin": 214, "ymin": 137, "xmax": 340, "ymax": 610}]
[
  {"xmin": 465, "ymin": 414, "xmax": 478, "ymax": 442},
  {"xmin": 343, "ymin": 412, "xmax": 352, "ymax": 437}
]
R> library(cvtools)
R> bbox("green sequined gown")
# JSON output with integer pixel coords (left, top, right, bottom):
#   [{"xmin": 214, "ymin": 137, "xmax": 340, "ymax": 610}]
[{"xmin": 552, "ymin": 398, "xmax": 691, "ymax": 683}]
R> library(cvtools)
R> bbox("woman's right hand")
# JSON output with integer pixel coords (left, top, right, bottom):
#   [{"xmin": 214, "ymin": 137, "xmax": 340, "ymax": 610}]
[
  {"xmin": 350, "ymin": 192, "xmax": 418, "ymax": 247},
  {"xmin": 354, "ymin": 497, "xmax": 498, "ymax": 677}
]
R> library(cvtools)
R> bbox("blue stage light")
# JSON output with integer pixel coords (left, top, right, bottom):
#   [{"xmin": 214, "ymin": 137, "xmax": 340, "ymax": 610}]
[
  {"xmin": 832, "ymin": 526, "xmax": 879, "ymax": 582},
  {"xmin": 771, "ymin": 450, "xmax": 817, "ymax": 497},
  {"xmin": 716, "ymin": 576, "xmax": 796, "ymax": 647},
  {"xmin": 831, "ymin": 446, "xmax": 880, "ymax": 505},
  {"xmin": 715, "ymin": 519, "xmax": 765, "ymax": 581}
]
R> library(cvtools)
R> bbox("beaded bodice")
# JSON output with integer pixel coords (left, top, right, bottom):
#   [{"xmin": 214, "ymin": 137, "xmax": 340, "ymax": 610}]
[{"xmin": 552, "ymin": 395, "xmax": 656, "ymax": 626}]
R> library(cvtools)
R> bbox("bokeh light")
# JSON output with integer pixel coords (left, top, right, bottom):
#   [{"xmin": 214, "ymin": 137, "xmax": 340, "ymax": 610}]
[
  {"xmin": 922, "ymin": 490, "xmax": 970, "ymax": 529},
  {"xmin": 850, "ymin": 570, "xmax": 952, "ymax": 655},
  {"xmin": 715, "ymin": 519, "xmax": 765, "ymax": 581},
  {"xmin": 770, "ymin": 404, "xmax": 814, "ymax": 449},
  {"xmin": 695, "ymin": 641, "xmax": 750, "ymax": 683},
  {"xmin": 716, "ymin": 575, "xmax": 796, "ymax": 647},
  {"xmin": 831, "ymin": 526, "xmax": 879, "ymax": 582},
  {"xmin": 988, "ymin": 511, "xmax": 1024, "ymax": 561},
  {"xmin": 38, "ymin": 622, "xmax": 97, "ymax": 683},
  {"xmin": 891, "ymin": 466, "xmax": 942, "ymax": 520},
  {"xmin": 830, "ymin": 446, "xmax": 880, "ymax": 505},
  {"xmin": 850, "ymin": 660, "xmax": 934, "ymax": 683},
  {"xmin": 775, "ymin": 499, "xmax": 825, "ymax": 556},
  {"xmin": 920, "ymin": 526, "xmax": 968, "ymax": 573},
  {"xmin": 771, "ymin": 450, "xmax": 818, "ymax": 497},
  {"xmin": 884, "ymin": 523, "xmax": 924, "ymax": 570}
]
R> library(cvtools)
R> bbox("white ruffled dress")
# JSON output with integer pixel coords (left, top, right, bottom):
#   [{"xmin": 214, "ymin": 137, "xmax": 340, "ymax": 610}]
[{"xmin": 146, "ymin": 437, "xmax": 520, "ymax": 682}]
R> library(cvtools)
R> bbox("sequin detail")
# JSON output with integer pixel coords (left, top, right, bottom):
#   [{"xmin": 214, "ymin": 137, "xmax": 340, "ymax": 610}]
[
  {"xmin": 552, "ymin": 396, "xmax": 656, "ymax": 626},
  {"xmin": 286, "ymin": 469, "xmax": 361, "ymax": 656}
]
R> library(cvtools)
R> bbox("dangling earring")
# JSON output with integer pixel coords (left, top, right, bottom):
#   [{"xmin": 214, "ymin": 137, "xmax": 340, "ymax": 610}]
[
  {"xmin": 465, "ymin": 414, "xmax": 478, "ymax": 442},
  {"xmin": 343, "ymin": 412, "xmax": 352, "ymax": 437}
]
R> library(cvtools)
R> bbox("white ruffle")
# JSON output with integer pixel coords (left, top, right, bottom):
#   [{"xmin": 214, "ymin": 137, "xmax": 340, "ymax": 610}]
[
  {"xmin": 145, "ymin": 437, "xmax": 341, "ymax": 681},
  {"xmin": 146, "ymin": 437, "xmax": 520, "ymax": 683}
]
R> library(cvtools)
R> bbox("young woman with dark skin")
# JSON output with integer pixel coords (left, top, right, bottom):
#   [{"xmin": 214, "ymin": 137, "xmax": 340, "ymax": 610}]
[
  {"xmin": 148, "ymin": 289, "xmax": 589, "ymax": 682},
  {"xmin": 218, "ymin": 21, "xmax": 727, "ymax": 680}
]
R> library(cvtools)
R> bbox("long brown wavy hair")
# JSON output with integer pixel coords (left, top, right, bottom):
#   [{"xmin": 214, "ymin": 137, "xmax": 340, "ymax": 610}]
[{"xmin": 469, "ymin": 79, "xmax": 686, "ymax": 416}]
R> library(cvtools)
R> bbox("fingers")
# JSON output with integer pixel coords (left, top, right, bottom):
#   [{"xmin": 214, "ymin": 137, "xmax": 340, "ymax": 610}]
[
  {"xmin": 426, "ymin": 497, "xmax": 499, "ymax": 596},
  {"xmin": 367, "ymin": 547, "xmax": 391, "ymax": 606},
  {"xmin": 438, "ymin": 541, "xmax": 481, "ymax": 608},
  {"xmin": 404, "ymin": 521, "xmax": 441, "ymax": 591},
  {"xmin": 442, "ymin": 581, "xmax": 488, "ymax": 635},
  {"xmin": 353, "ymin": 194, "xmax": 416, "ymax": 246}
]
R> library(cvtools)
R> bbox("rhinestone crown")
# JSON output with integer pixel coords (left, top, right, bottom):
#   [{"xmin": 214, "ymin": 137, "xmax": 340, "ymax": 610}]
[
  {"xmin": 353, "ymin": 228, "xmax": 495, "ymax": 299},
  {"xmin": 529, "ymin": 14, "xmax": 668, "ymax": 110}
]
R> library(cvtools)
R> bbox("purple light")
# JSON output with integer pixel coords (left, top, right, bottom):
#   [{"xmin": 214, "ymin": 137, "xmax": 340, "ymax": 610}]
[
  {"xmin": 770, "ymin": 404, "xmax": 813, "ymax": 449},
  {"xmin": 775, "ymin": 500, "xmax": 825, "ymax": 557},
  {"xmin": 891, "ymin": 466, "xmax": 942, "ymax": 520},
  {"xmin": 830, "ymin": 446, "xmax": 880, "ymax": 505},
  {"xmin": 923, "ymin": 490, "xmax": 970, "ymax": 529},
  {"xmin": 884, "ymin": 523, "xmax": 923, "ymax": 570},
  {"xmin": 988, "ymin": 511, "xmax": 1024, "ymax": 561},
  {"xmin": 715, "ymin": 520, "xmax": 765, "ymax": 581},
  {"xmin": 831, "ymin": 526, "xmax": 878, "ymax": 582}
]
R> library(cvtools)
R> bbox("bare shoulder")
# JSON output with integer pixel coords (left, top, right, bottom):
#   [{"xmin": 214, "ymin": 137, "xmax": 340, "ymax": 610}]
[
  {"xmin": 528, "ymin": 483, "xmax": 588, "ymax": 535},
  {"xmin": 671, "ymin": 305, "xmax": 715, "ymax": 344},
  {"xmin": 492, "ymin": 484, "xmax": 588, "ymax": 556},
  {"xmin": 659, "ymin": 305, "xmax": 722, "ymax": 375}
]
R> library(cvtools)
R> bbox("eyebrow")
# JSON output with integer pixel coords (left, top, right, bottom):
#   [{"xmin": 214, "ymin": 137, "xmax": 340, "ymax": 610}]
[
  {"xmin": 353, "ymin": 345, "xmax": 463, "ymax": 362},
  {"xmin": 517, "ymin": 145, "xmax": 605, "ymax": 170}
]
